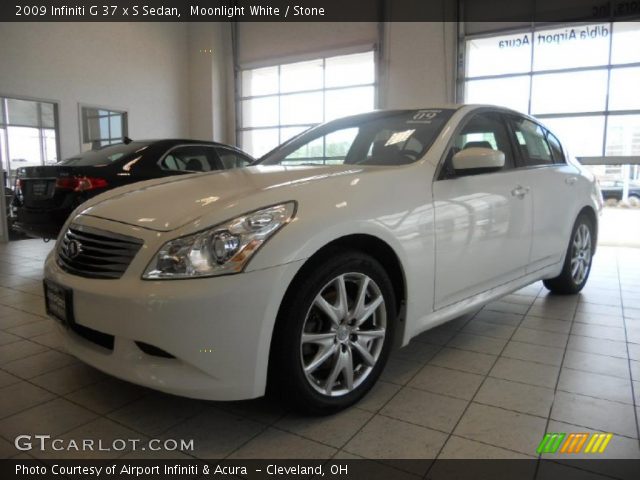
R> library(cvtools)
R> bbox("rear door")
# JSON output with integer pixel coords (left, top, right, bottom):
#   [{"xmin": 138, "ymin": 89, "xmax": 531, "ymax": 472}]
[
  {"xmin": 433, "ymin": 110, "xmax": 533, "ymax": 309},
  {"xmin": 505, "ymin": 115, "xmax": 580, "ymax": 272}
]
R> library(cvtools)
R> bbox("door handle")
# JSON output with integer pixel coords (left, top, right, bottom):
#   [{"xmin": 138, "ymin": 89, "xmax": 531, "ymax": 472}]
[
  {"xmin": 565, "ymin": 176, "xmax": 578, "ymax": 186},
  {"xmin": 511, "ymin": 185, "xmax": 530, "ymax": 199}
]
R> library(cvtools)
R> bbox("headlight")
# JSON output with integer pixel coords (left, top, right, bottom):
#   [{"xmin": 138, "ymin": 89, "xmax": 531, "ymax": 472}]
[{"xmin": 142, "ymin": 202, "xmax": 296, "ymax": 279}]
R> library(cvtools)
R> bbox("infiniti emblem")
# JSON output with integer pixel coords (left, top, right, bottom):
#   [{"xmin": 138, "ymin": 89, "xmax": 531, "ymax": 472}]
[{"xmin": 65, "ymin": 239, "xmax": 82, "ymax": 259}]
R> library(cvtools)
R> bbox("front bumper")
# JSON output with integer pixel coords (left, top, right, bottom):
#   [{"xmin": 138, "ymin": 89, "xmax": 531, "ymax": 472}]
[{"xmin": 44, "ymin": 233, "xmax": 304, "ymax": 401}]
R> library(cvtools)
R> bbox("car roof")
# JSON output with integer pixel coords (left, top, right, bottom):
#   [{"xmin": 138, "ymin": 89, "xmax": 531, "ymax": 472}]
[{"xmin": 101, "ymin": 139, "xmax": 254, "ymax": 158}]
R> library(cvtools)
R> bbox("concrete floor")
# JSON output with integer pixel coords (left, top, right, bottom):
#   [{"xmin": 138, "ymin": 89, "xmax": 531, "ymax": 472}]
[{"xmin": 0, "ymin": 238, "xmax": 639, "ymax": 472}]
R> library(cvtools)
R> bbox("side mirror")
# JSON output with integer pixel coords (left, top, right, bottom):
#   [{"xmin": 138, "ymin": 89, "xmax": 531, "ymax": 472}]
[{"xmin": 452, "ymin": 147, "xmax": 505, "ymax": 173}]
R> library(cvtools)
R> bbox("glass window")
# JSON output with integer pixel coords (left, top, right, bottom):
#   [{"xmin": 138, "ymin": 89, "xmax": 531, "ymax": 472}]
[
  {"xmin": 280, "ymin": 92, "xmax": 323, "ymax": 125},
  {"xmin": 0, "ymin": 97, "xmax": 59, "ymax": 187},
  {"xmin": 7, "ymin": 126, "xmax": 41, "ymax": 168},
  {"xmin": 608, "ymin": 67, "xmax": 640, "ymax": 111},
  {"xmin": 241, "ymin": 129, "xmax": 280, "ymax": 158},
  {"xmin": 606, "ymin": 115, "xmax": 640, "ymax": 156},
  {"xmin": 466, "ymin": 33, "xmax": 533, "ymax": 77},
  {"xmin": 539, "ymin": 116, "xmax": 605, "ymax": 158},
  {"xmin": 6, "ymin": 99, "xmax": 39, "ymax": 127},
  {"xmin": 325, "ymin": 51, "xmax": 375, "ymax": 88},
  {"xmin": 447, "ymin": 112, "xmax": 515, "ymax": 171},
  {"xmin": 260, "ymin": 110, "xmax": 455, "ymax": 167},
  {"xmin": 508, "ymin": 118, "xmax": 553, "ymax": 166},
  {"xmin": 531, "ymin": 70, "xmax": 608, "ymax": 115},
  {"xmin": 158, "ymin": 146, "xmax": 220, "ymax": 172},
  {"xmin": 533, "ymin": 24, "xmax": 610, "ymax": 71},
  {"xmin": 239, "ymin": 51, "xmax": 375, "ymax": 158},
  {"xmin": 545, "ymin": 130, "xmax": 566, "ymax": 164},
  {"xmin": 43, "ymin": 129, "xmax": 57, "ymax": 164},
  {"xmin": 215, "ymin": 148, "xmax": 253, "ymax": 169},
  {"xmin": 280, "ymin": 126, "xmax": 308, "ymax": 144},
  {"xmin": 241, "ymin": 97, "xmax": 278, "ymax": 128},
  {"xmin": 40, "ymin": 103, "xmax": 55, "ymax": 128},
  {"xmin": 465, "ymin": 76, "xmax": 530, "ymax": 113},
  {"xmin": 280, "ymin": 59, "xmax": 323, "ymax": 93},
  {"xmin": 81, "ymin": 107, "xmax": 127, "ymax": 151},
  {"xmin": 241, "ymin": 66, "xmax": 278, "ymax": 97},
  {"xmin": 325, "ymin": 86, "xmax": 375, "ymax": 122},
  {"xmin": 611, "ymin": 22, "xmax": 640, "ymax": 65}
]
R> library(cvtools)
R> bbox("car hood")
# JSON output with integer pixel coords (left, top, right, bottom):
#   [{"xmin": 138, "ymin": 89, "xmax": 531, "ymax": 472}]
[{"xmin": 79, "ymin": 165, "xmax": 368, "ymax": 232}]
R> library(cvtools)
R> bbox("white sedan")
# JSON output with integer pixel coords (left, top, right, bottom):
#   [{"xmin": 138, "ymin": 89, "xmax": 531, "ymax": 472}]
[{"xmin": 43, "ymin": 105, "xmax": 602, "ymax": 413}]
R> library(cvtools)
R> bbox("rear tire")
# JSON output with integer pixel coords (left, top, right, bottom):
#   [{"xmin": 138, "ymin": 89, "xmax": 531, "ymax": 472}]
[
  {"xmin": 543, "ymin": 213, "xmax": 595, "ymax": 295},
  {"xmin": 269, "ymin": 250, "xmax": 396, "ymax": 415}
]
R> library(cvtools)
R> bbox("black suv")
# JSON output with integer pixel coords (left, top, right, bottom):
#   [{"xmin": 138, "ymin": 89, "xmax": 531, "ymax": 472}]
[{"xmin": 12, "ymin": 139, "xmax": 254, "ymax": 239}]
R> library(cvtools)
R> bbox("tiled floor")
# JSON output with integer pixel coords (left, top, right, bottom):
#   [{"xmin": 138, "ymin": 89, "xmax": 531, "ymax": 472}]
[{"xmin": 1, "ymin": 239, "xmax": 640, "ymax": 472}]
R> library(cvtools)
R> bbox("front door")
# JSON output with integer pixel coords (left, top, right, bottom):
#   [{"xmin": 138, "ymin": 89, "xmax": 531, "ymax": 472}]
[{"xmin": 433, "ymin": 111, "xmax": 533, "ymax": 309}]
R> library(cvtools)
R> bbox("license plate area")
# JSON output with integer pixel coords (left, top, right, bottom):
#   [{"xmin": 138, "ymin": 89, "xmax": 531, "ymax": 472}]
[
  {"xmin": 44, "ymin": 280, "xmax": 74, "ymax": 327},
  {"xmin": 28, "ymin": 180, "xmax": 54, "ymax": 199}
]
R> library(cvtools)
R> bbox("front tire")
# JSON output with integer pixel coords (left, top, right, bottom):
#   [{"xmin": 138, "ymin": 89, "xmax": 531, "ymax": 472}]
[
  {"xmin": 269, "ymin": 250, "xmax": 396, "ymax": 414},
  {"xmin": 543, "ymin": 213, "xmax": 595, "ymax": 294}
]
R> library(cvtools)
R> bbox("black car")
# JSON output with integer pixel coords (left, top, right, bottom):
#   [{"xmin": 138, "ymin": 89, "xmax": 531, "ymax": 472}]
[
  {"xmin": 599, "ymin": 180, "xmax": 640, "ymax": 201},
  {"xmin": 12, "ymin": 139, "xmax": 254, "ymax": 239}
]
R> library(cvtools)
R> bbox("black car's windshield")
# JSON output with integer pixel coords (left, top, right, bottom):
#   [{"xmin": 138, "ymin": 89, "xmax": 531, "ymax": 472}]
[
  {"xmin": 59, "ymin": 142, "xmax": 151, "ymax": 166},
  {"xmin": 259, "ymin": 109, "xmax": 455, "ymax": 167}
]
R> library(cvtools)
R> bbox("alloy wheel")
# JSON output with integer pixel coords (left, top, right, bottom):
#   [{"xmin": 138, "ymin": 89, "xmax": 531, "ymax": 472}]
[
  {"xmin": 570, "ymin": 223, "xmax": 592, "ymax": 284},
  {"xmin": 300, "ymin": 273, "xmax": 387, "ymax": 397}
]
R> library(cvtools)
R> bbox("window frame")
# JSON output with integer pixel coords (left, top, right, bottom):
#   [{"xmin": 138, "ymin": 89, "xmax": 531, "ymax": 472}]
[
  {"xmin": 237, "ymin": 50, "xmax": 377, "ymax": 158},
  {"xmin": 0, "ymin": 94, "xmax": 61, "ymax": 184},
  {"xmin": 461, "ymin": 21, "xmax": 640, "ymax": 159},
  {"xmin": 214, "ymin": 146, "xmax": 254, "ymax": 169},
  {"xmin": 156, "ymin": 144, "xmax": 224, "ymax": 173},
  {"xmin": 504, "ymin": 115, "xmax": 555, "ymax": 168},
  {"xmin": 79, "ymin": 104, "xmax": 128, "ymax": 152},
  {"xmin": 436, "ymin": 108, "xmax": 519, "ymax": 181}
]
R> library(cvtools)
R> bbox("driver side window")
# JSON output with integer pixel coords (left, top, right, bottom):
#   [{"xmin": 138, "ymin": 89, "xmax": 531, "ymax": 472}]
[{"xmin": 442, "ymin": 112, "xmax": 514, "ymax": 178}]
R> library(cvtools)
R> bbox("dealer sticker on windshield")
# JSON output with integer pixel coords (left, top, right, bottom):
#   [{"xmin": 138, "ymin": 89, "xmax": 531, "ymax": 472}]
[{"xmin": 407, "ymin": 109, "xmax": 442, "ymax": 124}]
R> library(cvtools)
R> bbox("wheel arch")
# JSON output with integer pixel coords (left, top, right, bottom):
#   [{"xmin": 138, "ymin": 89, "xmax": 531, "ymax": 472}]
[
  {"xmin": 577, "ymin": 204, "xmax": 598, "ymax": 254},
  {"xmin": 267, "ymin": 233, "xmax": 408, "ymax": 389}
]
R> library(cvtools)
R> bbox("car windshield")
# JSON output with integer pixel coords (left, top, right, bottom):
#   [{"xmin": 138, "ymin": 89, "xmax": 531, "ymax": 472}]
[
  {"xmin": 258, "ymin": 109, "xmax": 455, "ymax": 167},
  {"xmin": 58, "ymin": 142, "xmax": 151, "ymax": 166}
]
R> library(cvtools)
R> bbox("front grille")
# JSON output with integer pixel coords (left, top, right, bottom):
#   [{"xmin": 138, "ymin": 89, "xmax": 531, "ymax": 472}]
[{"xmin": 57, "ymin": 224, "xmax": 143, "ymax": 279}]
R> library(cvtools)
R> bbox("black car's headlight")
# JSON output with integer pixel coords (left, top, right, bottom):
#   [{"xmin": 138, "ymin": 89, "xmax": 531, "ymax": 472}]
[{"xmin": 142, "ymin": 202, "xmax": 296, "ymax": 279}]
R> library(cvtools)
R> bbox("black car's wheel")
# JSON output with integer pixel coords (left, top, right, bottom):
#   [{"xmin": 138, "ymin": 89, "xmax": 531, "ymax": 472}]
[
  {"xmin": 269, "ymin": 250, "xmax": 396, "ymax": 414},
  {"xmin": 543, "ymin": 214, "xmax": 595, "ymax": 295}
]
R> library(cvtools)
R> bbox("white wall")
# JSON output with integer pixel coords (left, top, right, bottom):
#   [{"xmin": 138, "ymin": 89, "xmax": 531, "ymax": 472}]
[
  {"xmin": 0, "ymin": 22, "xmax": 190, "ymax": 159},
  {"xmin": 237, "ymin": 22, "xmax": 378, "ymax": 67},
  {"xmin": 188, "ymin": 22, "xmax": 233, "ymax": 144},
  {"xmin": 382, "ymin": 22, "xmax": 457, "ymax": 109}
]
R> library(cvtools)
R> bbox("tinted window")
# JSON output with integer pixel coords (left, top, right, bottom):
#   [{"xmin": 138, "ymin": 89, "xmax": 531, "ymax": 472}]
[
  {"xmin": 260, "ymin": 110, "xmax": 455, "ymax": 166},
  {"xmin": 545, "ymin": 130, "xmax": 566, "ymax": 164},
  {"xmin": 442, "ymin": 111, "xmax": 514, "ymax": 177},
  {"xmin": 59, "ymin": 142, "xmax": 150, "ymax": 166},
  {"xmin": 215, "ymin": 148, "xmax": 253, "ymax": 169},
  {"xmin": 508, "ymin": 117, "xmax": 553, "ymax": 166},
  {"xmin": 159, "ymin": 146, "xmax": 221, "ymax": 172}
]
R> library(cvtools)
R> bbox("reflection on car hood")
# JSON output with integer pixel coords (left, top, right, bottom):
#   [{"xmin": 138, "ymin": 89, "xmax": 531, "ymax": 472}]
[{"xmin": 79, "ymin": 165, "xmax": 367, "ymax": 232}]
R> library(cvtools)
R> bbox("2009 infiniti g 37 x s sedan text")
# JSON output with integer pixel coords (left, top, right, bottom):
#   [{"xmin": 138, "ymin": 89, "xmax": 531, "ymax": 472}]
[{"xmin": 43, "ymin": 105, "xmax": 602, "ymax": 413}]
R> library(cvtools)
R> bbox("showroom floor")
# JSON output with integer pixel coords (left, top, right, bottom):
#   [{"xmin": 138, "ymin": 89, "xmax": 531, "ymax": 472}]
[{"xmin": 0, "ymin": 239, "xmax": 639, "ymax": 471}]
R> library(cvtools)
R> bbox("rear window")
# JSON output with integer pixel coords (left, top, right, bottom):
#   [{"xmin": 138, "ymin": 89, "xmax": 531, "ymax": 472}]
[{"xmin": 59, "ymin": 143, "xmax": 150, "ymax": 166}]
